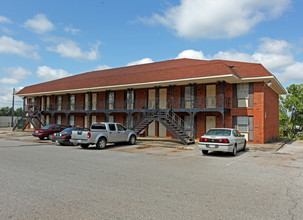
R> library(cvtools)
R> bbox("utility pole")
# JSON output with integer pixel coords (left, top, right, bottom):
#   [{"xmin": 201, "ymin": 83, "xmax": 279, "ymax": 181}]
[{"xmin": 11, "ymin": 88, "xmax": 15, "ymax": 128}]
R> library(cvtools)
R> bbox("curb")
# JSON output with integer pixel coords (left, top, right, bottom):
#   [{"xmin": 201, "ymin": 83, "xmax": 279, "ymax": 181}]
[{"xmin": 274, "ymin": 139, "xmax": 291, "ymax": 152}]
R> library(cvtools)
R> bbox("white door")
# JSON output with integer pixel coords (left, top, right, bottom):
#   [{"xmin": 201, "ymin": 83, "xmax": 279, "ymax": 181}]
[
  {"xmin": 56, "ymin": 115, "xmax": 62, "ymax": 124},
  {"xmin": 148, "ymin": 89, "xmax": 156, "ymax": 109},
  {"xmin": 85, "ymin": 94, "xmax": 89, "ymax": 110},
  {"xmin": 91, "ymin": 116, "xmax": 97, "ymax": 124},
  {"xmin": 46, "ymin": 115, "xmax": 50, "ymax": 125},
  {"xmin": 159, "ymin": 88, "xmax": 167, "ymax": 137},
  {"xmin": 46, "ymin": 97, "xmax": 50, "ymax": 110},
  {"xmin": 148, "ymin": 121, "xmax": 156, "ymax": 137},
  {"xmin": 92, "ymin": 93, "xmax": 97, "ymax": 110},
  {"xmin": 84, "ymin": 115, "xmax": 88, "ymax": 128},
  {"xmin": 206, "ymin": 85, "xmax": 216, "ymax": 108},
  {"xmin": 206, "ymin": 116, "xmax": 216, "ymax": 132},
  {"xmin": 69, "ymin": 115, "xmax": 75, "ymax": 126}
]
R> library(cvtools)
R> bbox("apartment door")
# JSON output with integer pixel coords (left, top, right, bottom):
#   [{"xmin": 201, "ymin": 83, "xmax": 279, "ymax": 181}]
[
  {"xmin": 148, "ymin": 89, "xmax": 156, "ymax": 109},
  {"xmin": 92, "ymin": 93, "xmax": 97, "ymax": 110},
  {"xmin": 148, "ymin": 121, "xmax": 156, "ymax": 137},
  {"xmin": 206, "ymin": 116, "xmax": 216, "ymax": 132},
  {"xmin": 159, "ymin": 88, "xmax": 167, "ymax": 137},
  {"xmin": 46, "ymin": 115, "xmax": 50, "ymax": 125},
  {"xmin": 91, "ymin": 115, "xmax": 97, "ymax": 124},
  {"xmin": 206, "ymin": 84, "xmax": 216, "ymax": 108},
  {"xmin": 147, "ymin": 89, "xmax": 156, "ymax": 136},
  {"xmin": 84, "ymin": 115, "xmax": 88, "ymax": 128}
]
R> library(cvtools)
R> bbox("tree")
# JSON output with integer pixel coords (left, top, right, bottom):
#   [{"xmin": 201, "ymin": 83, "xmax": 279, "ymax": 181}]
[
  {"xmin": 0, "ymin": 107, "xmax": 11, "ymax": 116},
  {"xmin": 279, "ymin": 84, "xmax": 303, "ymax": 138},
  {"xmin": 0, "ymin": 107, "xmax": 23, "ymax": 116}
]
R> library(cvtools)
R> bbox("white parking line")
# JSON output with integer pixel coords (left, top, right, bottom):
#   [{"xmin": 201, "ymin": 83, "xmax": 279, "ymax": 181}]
[{"xmin": 225, "ymin": 153, "xmax": 250, "ymax": 167}]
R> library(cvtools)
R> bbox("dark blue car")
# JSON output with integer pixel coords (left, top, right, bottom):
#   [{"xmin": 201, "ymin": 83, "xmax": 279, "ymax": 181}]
[{"xmin": 51, "ymin": 127, "xmax": 89, "ymax": 146}]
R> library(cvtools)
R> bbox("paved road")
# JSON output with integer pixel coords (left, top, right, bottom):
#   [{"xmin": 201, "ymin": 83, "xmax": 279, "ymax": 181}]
[{"xmin": 0, "ymin": 138, "xmax": 302, "ymax": 219}]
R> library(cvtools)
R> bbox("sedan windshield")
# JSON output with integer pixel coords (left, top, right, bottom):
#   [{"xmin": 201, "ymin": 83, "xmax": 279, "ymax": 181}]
[
  {"xmin": 42, "ymin": 125, "xmax": 52, "ymax": 130},
  {"xmin": 205, "ymin": 129, "xmax": 231, "ymax": 136},
  {"xmin": 61, "ymin": 128, "xmax": 74, "ymax": 133}
]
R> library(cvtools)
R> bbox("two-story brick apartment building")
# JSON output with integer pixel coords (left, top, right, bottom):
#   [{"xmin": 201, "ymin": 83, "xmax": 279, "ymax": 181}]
[{"xmin": 16, "ymin": 58, "xmax": 286, "ymax": 144}]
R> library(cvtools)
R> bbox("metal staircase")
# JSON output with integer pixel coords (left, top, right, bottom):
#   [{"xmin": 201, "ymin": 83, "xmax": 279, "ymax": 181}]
[
  {"xmin": 13, "ymin": 108, "xmax": 45, "ymax": 131},
  {"xmin": 132, "ymin": 109, "xmax": 195, "ymax": 145}
]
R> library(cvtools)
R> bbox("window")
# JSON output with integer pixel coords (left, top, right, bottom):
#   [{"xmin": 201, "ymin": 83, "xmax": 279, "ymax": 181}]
[
  {"xmin": 237, "ymin": 83, "xmax": 249, "ymax": 107},
  {"xmin": 234, "ymin": 83, "xmax": 253, "ymax": 108},
  {"xmin": 91, "ymin": 123, "xmax": 106, "ymax": 130},
  {"xmin": 117, "ymin": 124, "xmax": 126, "ymax": 132},
  {"xmin": 233, "ymin": 116, "xmax": 254, "ymax": 141},
  {"xmin": 237, "ymin": 116, "xmax": 249, "ymax": 132},
  {"xmin": 108, "ymin": 124, "xmax": 116, "ymax": 131}
]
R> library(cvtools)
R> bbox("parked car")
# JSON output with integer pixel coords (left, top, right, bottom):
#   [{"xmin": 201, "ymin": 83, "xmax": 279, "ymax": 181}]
[
  {"xmin": 32, "ymin": 124, "xmax": 68, "ymax": 140},
  {"xmin": 71, "ymin": 122, "xmax": 137, "ymax": 149},
  {"xmin": 198, "ymin": 128, "xmax": 246, "ymax": 156},
  {"xmin": 51, "ymin": 127, "xmax": 89, "ymax": 146}
]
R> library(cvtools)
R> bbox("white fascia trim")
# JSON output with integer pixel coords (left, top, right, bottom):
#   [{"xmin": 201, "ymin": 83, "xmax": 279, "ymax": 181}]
[
  {"xmin": 17, "ymin": 74, "xmax": 234, "ymax": 97},
  {"xmin": 239, "ymin": 76, "xmax": 274, "ymax": 81}
]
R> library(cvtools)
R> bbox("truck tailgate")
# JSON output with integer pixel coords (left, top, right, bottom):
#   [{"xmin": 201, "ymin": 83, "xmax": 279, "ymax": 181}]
[{"xmin": 71, "ymin": 130, "xmax": 89, "ymax": 140}]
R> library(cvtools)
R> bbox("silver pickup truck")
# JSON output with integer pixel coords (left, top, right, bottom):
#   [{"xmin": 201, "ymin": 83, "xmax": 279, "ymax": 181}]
[{"xmin": 71, "ymin": 122, "xmax": 137, "ymax": 149}]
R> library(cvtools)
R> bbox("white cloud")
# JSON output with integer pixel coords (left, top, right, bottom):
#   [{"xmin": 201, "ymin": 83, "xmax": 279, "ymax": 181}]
[
  {"xmin": 0, "ymin": 78, "xmax": 19, "ymax": 84},
  {"xmin": 126, "ymin": 58, "xmax": 154, "ymax": 66},
  {"xmin": 3, "ymin": 67, "xmax": 32, "ymax": 79},
  {"xmin": 47, "ymin": 40, "xmax": 100, "ymax": 60},
  {"xmin": 275, "ymin": 62, "xmax": 303, "ymax": 83},
  {"xmin": 95, "ymin": 65, "xmax": 111, "ymax": 70},
  {"xmin": 176, "ymin": 49, "xmax": 206, "ymax": 60},
  {"xmin": 64, "ymin": 26, "xmax": 80, "ymax": 34},
  {"xmin": 176, "ymin": 37, "xmax": 302, "ymax": 84},
  {"xmin": 0, "ymin": 15, "xmax": 12, "ymax": 24},
  {"xmin": 24, "ymin": 14, "xmax": 54, "ymax": 34},
  {"xmin": 36, "ymin": 66, "xmax": 71, "ymax": 81},
  {"xmin": 213, "ymin": 50, "xmax": 257, "ymax": 62},
  {"xmin": 0, "ymin": 36, "xmax": 39, "ymax": 59},
  {"xmin": 0, "ymin": 86, "xmax": 23, "ymax": 108},
  {"xmin": 142, "ymin": 0, "xmax": 290, "ymax": 39}
]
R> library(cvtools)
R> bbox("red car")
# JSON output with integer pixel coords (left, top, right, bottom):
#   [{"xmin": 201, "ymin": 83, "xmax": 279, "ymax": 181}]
[{"xmin": 32, "ymin": 124, "xmax": 68, "ymax": 140}]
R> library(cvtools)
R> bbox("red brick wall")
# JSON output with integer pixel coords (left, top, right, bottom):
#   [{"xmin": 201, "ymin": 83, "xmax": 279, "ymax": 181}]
[
  {"xmin": 115, "ymin": 90, "xmax": 124, "ymax": 110},
  {"xmin": 97, "ymin": 92, "xmax": 106, "ymax": 110},
  {"xmin": 75, "ymin": 93, "xmax": 84, "ymax": 110},
  {"xmin": 135, "ymin": 89, "xmax": 147, "ymax": 109},
  {"xmin": 264, "ymin": 84, "xmax": 279, "ymax": 142}
]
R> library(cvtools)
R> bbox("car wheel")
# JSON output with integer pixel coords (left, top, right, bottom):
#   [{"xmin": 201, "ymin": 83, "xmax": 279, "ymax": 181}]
[
  {"xmin": 59, "ymin": 143, "xmax": 65, "ymax": 146},
  {"xmin": 128, "ymin": 135, "xmax": 136, "ymax": 145},
  {"xmin": 243, "ymin": 141, "xmax": 247, "ymax": 151},
  {"xmin": 232, "ymin": 145, "xmax": 237, "ymax": 156},
  {"xmin": 96, "ymin": 137, "xmax": 107, "ymax": 149},
  {"xmin": 39, "ymin": 137, "xmax": 44, "ymax": 140},
  {"xmin": 202, "ymin": 150, "xmax": 208, "ymax": 155},
  {"xmin": 80, "ymin": 144, "xmax": 89, "ymax": 149},
  {"xmin": 48, "ymin": 134, "xmax": 52, "ymax": 140}
]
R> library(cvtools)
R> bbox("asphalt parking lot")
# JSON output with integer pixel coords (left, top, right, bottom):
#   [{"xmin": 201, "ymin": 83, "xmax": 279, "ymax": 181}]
[{"xmin": 0, "ymin": 131, "xmax": 302, "ymax": 219}]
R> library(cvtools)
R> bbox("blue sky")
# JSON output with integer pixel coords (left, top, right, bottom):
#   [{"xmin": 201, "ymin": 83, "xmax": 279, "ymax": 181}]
[{"xmin": 0, "ymin": 0, "xmax": 303, "ymax": 107}]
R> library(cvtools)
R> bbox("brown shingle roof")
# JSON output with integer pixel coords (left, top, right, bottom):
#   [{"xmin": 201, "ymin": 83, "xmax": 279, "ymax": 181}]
[{"xmin": 16, "ymin": 58, "xmax": 274, "ymax": 95}]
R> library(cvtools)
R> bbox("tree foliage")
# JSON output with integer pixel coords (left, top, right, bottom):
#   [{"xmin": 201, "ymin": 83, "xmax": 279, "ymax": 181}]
[
  {"xmin": 279, "ymin": 84, "xmax": 303, "ymax": 139},
  {"xmin": 0, "ymin": 107, "xmax": 23, "ymax": 116}
]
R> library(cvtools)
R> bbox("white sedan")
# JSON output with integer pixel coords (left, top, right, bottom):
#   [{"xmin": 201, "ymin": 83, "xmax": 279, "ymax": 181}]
[{"xmin": 198, "ymin": 128, "xmax": 246, "ymax": 156}]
